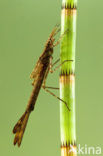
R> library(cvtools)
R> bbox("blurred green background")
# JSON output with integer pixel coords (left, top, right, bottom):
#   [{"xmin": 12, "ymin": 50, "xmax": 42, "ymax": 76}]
[{"xmin": 0, "ymin": 0, "xmax": 103, "ymax": 155}]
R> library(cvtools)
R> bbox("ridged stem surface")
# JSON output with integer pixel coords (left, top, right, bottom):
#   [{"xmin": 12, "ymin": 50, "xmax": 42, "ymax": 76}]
[{"xmin": 60, "ymin": 0, "xmax": 77, "ymax": 155}]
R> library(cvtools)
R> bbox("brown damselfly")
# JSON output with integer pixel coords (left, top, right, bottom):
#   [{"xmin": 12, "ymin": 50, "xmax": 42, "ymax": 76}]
[{"xmin": 12, "ymin": 26, "xmax": 71, "ymax": 147}]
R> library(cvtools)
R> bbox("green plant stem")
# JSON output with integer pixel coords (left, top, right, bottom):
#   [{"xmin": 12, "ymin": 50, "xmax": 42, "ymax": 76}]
[{"xmin": 60, "ymin": 0, "xmax": 77, "ymax": 155}]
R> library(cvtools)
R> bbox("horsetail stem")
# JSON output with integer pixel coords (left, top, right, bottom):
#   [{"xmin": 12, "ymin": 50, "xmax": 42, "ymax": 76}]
[{"xmin": 60, "ymin": 0, "xmax": 77, "ymax": 155}]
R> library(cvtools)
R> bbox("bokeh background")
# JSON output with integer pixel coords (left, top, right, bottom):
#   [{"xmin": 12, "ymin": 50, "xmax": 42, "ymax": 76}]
[{"xmin": 0, "ymin": 0, "xmax": 103, "ymax": 155}]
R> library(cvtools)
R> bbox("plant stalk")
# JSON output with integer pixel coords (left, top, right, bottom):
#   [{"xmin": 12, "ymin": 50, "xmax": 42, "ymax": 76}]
[{"xmin": 60, "ymin": 0, "xmax": 77, "ymax": 155}]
